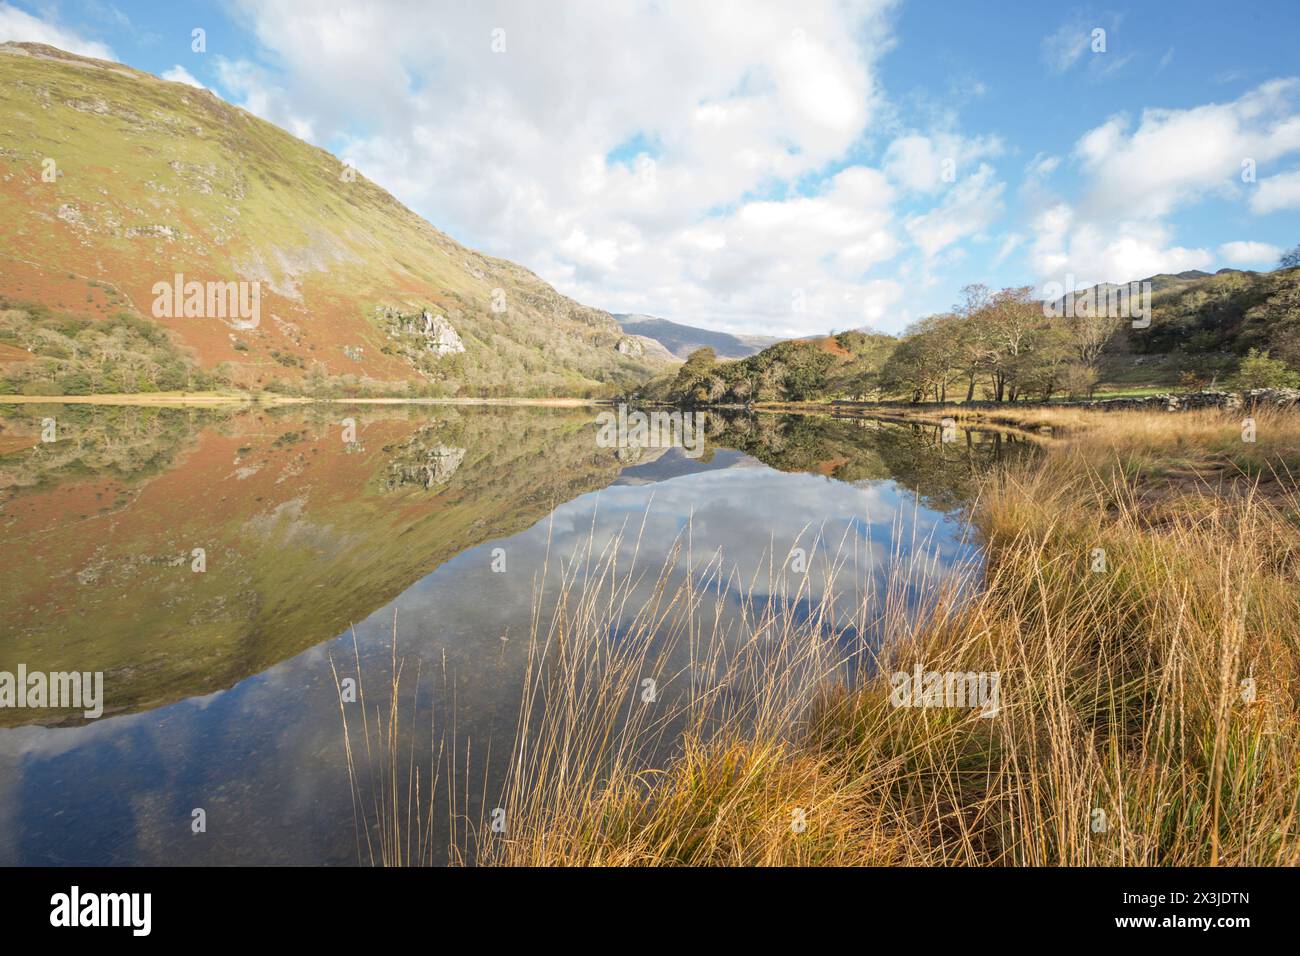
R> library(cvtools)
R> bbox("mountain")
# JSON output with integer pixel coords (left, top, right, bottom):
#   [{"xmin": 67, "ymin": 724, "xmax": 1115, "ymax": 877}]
[
  {"xmin": 1050, "ymin": 268, "xmax": 1251, "ymax": 311},
  {"xmin": 0, "ymin": 43, "xmax": 670, "ymax": 398},
  {"xmin": 614, "ymin": 313, "xmax": 780, "ymax": 360}
]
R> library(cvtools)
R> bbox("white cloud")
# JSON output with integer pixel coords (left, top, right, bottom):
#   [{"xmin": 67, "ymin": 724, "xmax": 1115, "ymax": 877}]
[
  {"xmin": 161, "ymin": 65, "xmax": 205, "ymax": 89},
  {"xmin": 1029, "ymin": 203, "xmax": 1212, "ymax": 288},
  {"xmin": 1041, "ymin": 17, "xmax": 1129, "ymax": 79},
  {"xmin": 214, "ymin": 57, "xmax": 315, "ymax": 140},
  {"xmin": 0, "ymin": 2, "xmax": 114, "ymax": 60},
  {"xmin": 552, "ymin": 164, "xmax": 905, "ymax": 336},
  {"xmin": 1041, "ymin": 21, "xmax": 1090, "ymax": 74},
  {"xmin": 992, "ymin": 232, "xmax": 1023, "ymax": 268},
  {"xmin": 903, "ymin": 163, "xmax": 1005, "ymax": 259},
  {"xmin": 1025, "ymin": 152, "xmax": 1060, "ymax": 180},
  {"xmin": 1021, "ymin": 79, "xmax": 1300, "ymax": 290},
  {"xmin": 1251, "ymin": 168, "xmax": 1300, "ymax": 214},
  {"xmin": 1074, "ymin": 79, "xmax": 1300, "ymax": 220},
  {"xmin": 218, "ymin": 0, "xmax": 914, "ymax": 334},
  {"xmin": 1218, "ymin": 240, "xmax": 1282, "ymax": 266},
  {"xmin": 883, "ymin": 131, "xmax": 1002, "ymax": 194}
]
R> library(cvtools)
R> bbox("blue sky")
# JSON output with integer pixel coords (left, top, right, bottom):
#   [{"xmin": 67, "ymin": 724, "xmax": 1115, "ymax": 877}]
[{"xmin": 3, "ymin": 0, "xmax": 1299, "ymax": 336}]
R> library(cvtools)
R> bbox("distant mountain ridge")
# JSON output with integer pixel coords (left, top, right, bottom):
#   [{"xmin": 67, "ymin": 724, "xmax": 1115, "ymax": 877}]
[
  {"xmin": 1053, "ymin": 268, "xmax": 1251, "ymax": 303},
  {"xmin": 614, "ymin": 314, "xmax": 781, "ymax": 360}
]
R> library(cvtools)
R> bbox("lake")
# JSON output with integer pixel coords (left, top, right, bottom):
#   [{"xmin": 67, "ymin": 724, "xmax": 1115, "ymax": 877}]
[{"xmin": 0, "ymin": 404, "xmax": 1034, "ymax": 865}]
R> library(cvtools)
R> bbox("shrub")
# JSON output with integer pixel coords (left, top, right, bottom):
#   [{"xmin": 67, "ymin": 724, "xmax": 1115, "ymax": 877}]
[{"xmin": 1233, "ymin": 348, "xmax": 1297, "ymax": 389}]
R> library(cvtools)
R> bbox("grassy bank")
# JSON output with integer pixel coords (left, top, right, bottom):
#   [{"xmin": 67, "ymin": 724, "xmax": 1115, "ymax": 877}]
[{"xmin": 343, "ymin": 407, "xmax": 1300, "ymax": 866}]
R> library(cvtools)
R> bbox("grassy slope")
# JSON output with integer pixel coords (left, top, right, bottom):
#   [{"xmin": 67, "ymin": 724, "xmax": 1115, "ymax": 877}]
[
  {"xmin": 0, "ymin": 43, "xmax": 669, "ymax": 397},
  {"xmin": 482, "ymin": 408, "xmax": 1299, "ymax": 865}
]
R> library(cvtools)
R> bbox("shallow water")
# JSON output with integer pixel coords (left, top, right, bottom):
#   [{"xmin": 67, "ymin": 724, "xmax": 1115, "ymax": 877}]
[{"xmin": 0, "ymin": 404, "xmax": 1033, "ymax": 864}]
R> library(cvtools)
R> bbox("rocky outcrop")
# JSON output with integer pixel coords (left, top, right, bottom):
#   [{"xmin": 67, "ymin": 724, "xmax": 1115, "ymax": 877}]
[
  {"xmin": 616, "ymin": 336, "xmax": 644, "ymax": 357},
  {"xmin": 420, "ymin": 310, "xmax": 465, "ymax": 356},
  {"xmin": 375, "ymin": 306, "xmax": 465, "ymax": 357}
]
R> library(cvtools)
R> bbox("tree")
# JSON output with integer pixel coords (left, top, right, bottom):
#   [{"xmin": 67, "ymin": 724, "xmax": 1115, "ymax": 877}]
[
  {"xmin": 878, "ymin": 336, "xmax": 932, "ymax": 402},
  {"xmin": 1279, "ymin": 244, "xmax": 1300, "ymax": 270},
  {"xmin": 880, "ymin": 326, "xmax": 955, "ymax": 402},
  {"xmin": 779, "ymin": 346, "xmax": 835, "ymax": 400},
  {"xmin": 916, "ymin": 314, "xmax": 967, "ymax": 401},
  {"xmin": 672, "ymin": 347, "xmax": 719, "ymax": 402},
  {"xmin": 1007, "ymin": 324, "xmax": 1074, "ymax": 400},
  {"xmin": 955, "ymin": 283, "xmax": 993, "ymax": 320},
  {"xmin": 681, "ymin": 346, "xmax": 716, "ymax": 372},
  {"xmin": 1067, "ymin": 304, "xmax": 1123, "ymax": 369},
  {"xmin": 984, "ymin": 286, "xmax": 1041, "ymax": 401},
  {"xmin": 952, "ymin": 284, "xmax": 996, "ymax": 400},
  {"xmin": 1063, "ymin": 362, "xmax": 1100, "ymax": 398}
]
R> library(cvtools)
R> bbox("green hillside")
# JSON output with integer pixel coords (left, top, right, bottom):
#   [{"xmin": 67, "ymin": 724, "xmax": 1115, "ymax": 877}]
[{"xmin": 0, "ymin": 43, "xmax": 669, "ymax": 398}]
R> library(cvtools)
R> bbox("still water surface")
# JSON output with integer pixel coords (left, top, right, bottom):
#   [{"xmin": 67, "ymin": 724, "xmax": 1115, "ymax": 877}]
[{"xmin": 0, "ymin": 404, "xmax": 1032, "ymax": 864}]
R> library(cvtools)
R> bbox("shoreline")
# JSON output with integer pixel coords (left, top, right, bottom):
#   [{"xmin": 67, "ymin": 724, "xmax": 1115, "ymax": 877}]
[
  {"xmin": 0, "ymin": 393, "xmax": 604, "ymax": 408},
  {"xmin": 5, "ymin": 391, "xmax": 1293, "ymax": 442},
  {"xmin": 0, "ymin": 392, "xmax": 1079, "ymax": 437}
]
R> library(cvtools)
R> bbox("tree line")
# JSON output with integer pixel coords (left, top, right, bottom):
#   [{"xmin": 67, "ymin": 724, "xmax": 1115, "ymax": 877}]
[
  {"xmin": 654, "ymin": 283, "xmax": 1139, "ymax": 405},
  {"xmin": 649, "ymin": 257, "xmax": 1300, "ymax": 406}
]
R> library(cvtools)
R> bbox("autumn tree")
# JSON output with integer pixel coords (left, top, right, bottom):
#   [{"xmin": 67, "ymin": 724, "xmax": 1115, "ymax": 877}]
[
  {"xmin": 1067, "ymin": 299, "xmax": 1124, "ymax": 369},
  {"xmin": 880, "ymin": 318, "xmax": 962, "ymax": 402},
  {"xmin": 951, "ymin": 284, "xmax": 997, "ymax": 400},
  {"xmin": 983, "ymin": 286, "xmax": 1041, "ymax": 401}
]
